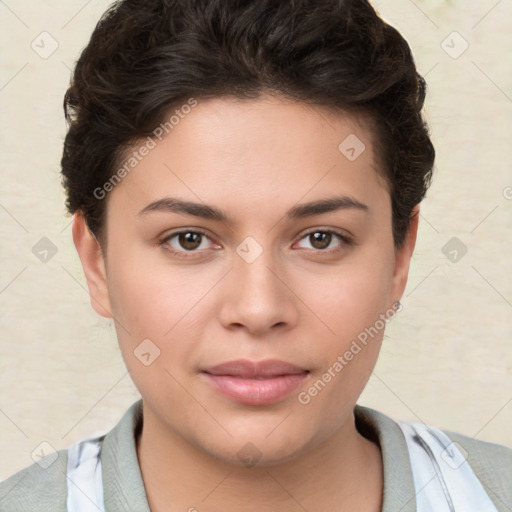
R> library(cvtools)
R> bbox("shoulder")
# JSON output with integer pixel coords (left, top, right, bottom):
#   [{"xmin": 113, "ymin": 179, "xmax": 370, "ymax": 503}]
[
  {"xmin": 0, "ymin": 448, "xmax": 68, "ymax": 512},
  {"xmin": 442, "ymin": 428, "xmax": 512, "ymax": 509},
  {"xmin": 355, "ymin": 404, "xmax": 512, "ymax": 511}
]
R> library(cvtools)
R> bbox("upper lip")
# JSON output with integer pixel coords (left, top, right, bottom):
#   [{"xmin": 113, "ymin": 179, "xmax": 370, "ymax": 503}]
[{"xmin": 202, "ymin": 359, "xmax": 309, "ymax": 378}]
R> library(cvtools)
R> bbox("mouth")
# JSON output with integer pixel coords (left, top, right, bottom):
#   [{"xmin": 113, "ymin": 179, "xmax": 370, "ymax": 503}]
[{"xmin": 201, "ymin": 359, "xmax": 309, "ymax": 406}]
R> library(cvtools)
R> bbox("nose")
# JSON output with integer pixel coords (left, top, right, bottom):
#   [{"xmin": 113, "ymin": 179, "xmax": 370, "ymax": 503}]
[{"xmin": 218, "ymin": 245, "xmax": 300, "ymax": 337}]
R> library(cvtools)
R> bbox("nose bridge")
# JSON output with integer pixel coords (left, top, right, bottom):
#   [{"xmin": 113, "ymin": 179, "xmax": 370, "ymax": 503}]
[
  {"xmin": 234, "ymin": 236, "xmax": 283, "ymax": 305},
  {"xmin": 220, "ymin": 235, "xmax": 298, "ymax": 333}
]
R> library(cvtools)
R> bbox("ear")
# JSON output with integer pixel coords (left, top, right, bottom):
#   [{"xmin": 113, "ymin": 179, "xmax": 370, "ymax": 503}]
[
  {"xmin": 71, "ymin": 213, "xmax": 113, "ymax": 319},
  {"xmin": 391, "ymin": 204, "xmax": 420, "ymax": 304}
]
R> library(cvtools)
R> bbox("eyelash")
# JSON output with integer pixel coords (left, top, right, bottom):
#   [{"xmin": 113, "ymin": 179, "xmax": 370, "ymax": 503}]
[{"xmin": 159, "ymin": 228, "xmax": 353, "ymax": 258}]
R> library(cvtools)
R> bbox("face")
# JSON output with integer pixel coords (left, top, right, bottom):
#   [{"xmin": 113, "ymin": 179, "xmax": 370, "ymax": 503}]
[{"xmin": 75, "ymin": 94, "xmax": 416, "ymax": 466}]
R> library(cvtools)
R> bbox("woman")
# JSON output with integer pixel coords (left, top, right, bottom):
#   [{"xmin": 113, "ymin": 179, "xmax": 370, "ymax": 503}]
[{"xmin": 1, "ymin": 0, "xmax": 510, "ymax": 510}]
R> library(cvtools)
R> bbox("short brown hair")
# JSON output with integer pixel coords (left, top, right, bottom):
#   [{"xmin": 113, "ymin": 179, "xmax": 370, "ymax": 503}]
[{"xmin": 61, "ymin": 0, "xmax": 435, "ymax": 248}]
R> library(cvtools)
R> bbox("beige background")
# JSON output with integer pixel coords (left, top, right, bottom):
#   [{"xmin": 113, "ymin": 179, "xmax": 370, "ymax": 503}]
[{"xmin": 0, "ymin": 0, "xmax": 511, "ymax": 479}]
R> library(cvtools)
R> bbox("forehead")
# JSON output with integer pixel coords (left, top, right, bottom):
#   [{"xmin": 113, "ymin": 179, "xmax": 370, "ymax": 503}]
[{"xmin": 106, "ymin": 94, "xmax": 388, "ymax": 220}]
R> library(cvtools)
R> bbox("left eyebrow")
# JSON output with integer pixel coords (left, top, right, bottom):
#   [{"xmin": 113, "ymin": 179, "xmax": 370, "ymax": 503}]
[
  {"xmin": 137, "ymin": 195, "xmax": 369, "ymax": 223},
  {"xmin": 286, "ymin": 195, "xmax": 369, "ymax": 219}
]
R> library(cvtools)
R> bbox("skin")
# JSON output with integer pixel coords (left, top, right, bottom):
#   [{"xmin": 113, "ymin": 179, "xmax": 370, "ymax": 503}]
[{"xmin": 73, "ymin": 94, "xmax": 419, "ymax": 512}]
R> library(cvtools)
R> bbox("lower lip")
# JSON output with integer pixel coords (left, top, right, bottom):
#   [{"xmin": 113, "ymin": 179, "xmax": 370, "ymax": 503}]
[{"xmin": 203, "ymin": 373, "xmax": 308, "ymax": 405}]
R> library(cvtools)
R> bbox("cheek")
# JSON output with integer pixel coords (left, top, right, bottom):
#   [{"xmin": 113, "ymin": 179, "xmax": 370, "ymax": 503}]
[
  {"xmin": 107, "ymin": 252, "xmax": 199, "ymax": 334},
  {"xmin": 305, "ymin": 250, "xmax": 395, "ymax": 342},
  {"xmin": 106, "ymin": 260, "xmax": 199, "ymax": 408},
  {"xmin": 105, "ymin": 254, "xmax": 217, "ymax": 378},
  {"xmin": 295, "ymin": 245, "xmax": 395, "ymax": 405},
  {"xmin": 295, "ymin": 262, "xmax": 393, "ymax": 421}
]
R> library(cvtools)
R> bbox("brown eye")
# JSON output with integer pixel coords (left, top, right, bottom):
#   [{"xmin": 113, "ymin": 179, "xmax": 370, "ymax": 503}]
[
  {"xmin": 308, "ymin": 231, "xmax": 332, "ymax": 250},
  {"xmin": 295, "ymin": 229, "xmax": 352, "ymax": 254},
  {"xmin": 161, "ymin": 229, "xmax": 217, "ymax": 256},
  {"xmin": 177, "ymin": 232, "xmax": 203, "ymax": 251}
]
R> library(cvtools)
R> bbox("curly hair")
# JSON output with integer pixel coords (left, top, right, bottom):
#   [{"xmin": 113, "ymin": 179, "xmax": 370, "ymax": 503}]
[{"xmin": 61, "ymin": 0, "xmax": 435, "ymax": 248}]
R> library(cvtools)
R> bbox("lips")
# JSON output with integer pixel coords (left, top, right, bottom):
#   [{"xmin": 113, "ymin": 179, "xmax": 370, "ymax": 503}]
[{"xmin": 201, "ymin": 359, "xmax": 309, "ymax": 405}]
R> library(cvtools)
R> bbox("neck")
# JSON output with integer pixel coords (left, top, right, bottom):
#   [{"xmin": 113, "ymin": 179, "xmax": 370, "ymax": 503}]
[{"xmin": 136, "ymin": 403, "xmax": 383, "ymax": 512}]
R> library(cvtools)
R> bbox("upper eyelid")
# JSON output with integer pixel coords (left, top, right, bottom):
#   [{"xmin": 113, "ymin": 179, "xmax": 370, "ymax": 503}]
[{"xmin": 296, "ymin": 229, "xmax": 353, "ymax": 248}]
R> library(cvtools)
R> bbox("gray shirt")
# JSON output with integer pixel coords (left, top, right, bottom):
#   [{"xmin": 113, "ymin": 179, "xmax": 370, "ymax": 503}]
[{"xmin": 1, "ymin": 399, "xmax": 511, "ymax": 511}]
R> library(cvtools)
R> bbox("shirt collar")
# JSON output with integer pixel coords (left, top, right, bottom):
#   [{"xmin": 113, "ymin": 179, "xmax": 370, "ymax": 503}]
[{"xmin": 354, "ymin": 404, "xmax": 417, "ymax": 512}]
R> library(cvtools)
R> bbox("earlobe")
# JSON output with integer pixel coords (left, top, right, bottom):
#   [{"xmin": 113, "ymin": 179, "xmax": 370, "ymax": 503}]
[
  {"xmin": 391, "ymin": 205, "xmax": 420, "ymax": 304},
  {"xmin": 71, "ymin": 213, "xmax": 113, "ymax": 319}
]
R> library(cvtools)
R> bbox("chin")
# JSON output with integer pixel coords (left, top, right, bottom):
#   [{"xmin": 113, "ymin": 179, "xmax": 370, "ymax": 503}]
[{"xmin": 197, "ymin": 425, "xmax": 319, "ymax": 469}]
